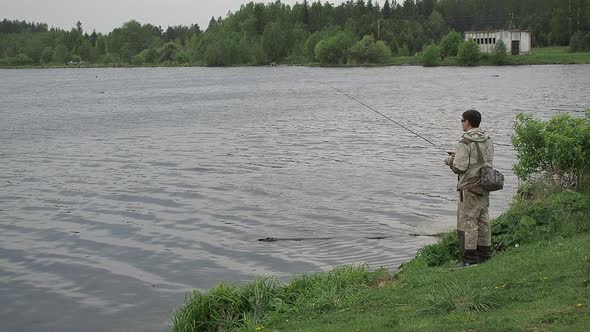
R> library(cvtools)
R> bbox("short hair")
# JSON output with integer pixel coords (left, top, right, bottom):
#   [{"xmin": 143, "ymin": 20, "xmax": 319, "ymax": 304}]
[{"xmin": 462, "ymin": 109, "xmax": 481, "ymax": 127}]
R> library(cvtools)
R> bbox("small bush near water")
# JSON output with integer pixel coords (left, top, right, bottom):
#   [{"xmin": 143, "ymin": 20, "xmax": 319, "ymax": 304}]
[
  {"xmin": 421, "ymin": 44, "xmax": 441, "ymax": 67},
  {"xmin": 458, "ymin": 40, "xmax": 481, "ymax": 65},
  {"xmin": 172, "ymin": 266, "xmax": 389, "ymax": 332}
]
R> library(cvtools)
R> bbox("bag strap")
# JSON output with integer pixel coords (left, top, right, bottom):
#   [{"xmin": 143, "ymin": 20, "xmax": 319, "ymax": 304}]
[{"xmin": 474, "ymin": 142, "xmax": 485, "ymax": 164}]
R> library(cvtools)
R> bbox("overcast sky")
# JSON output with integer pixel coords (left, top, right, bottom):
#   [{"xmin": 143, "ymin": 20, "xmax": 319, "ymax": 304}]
[{"xmin": 1, "ymin": 0, "xmax": 348, "ymax": 34}]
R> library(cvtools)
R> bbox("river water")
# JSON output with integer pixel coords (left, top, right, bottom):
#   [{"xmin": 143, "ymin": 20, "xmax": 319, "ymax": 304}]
[{"xmin": 1, "ymin": 65, "xmax": 589, "ymax": 331}]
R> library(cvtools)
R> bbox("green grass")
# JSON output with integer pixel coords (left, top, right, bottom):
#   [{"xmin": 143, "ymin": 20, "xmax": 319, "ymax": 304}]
[
  {"xmin": 171, "ymin": 266, "xmax": 391, "ymax": 332},
  {"xmin": 172, "ymin": 181, "xmax": 590, "ymax": 331},
  {"xmin": 498, "ymin": 46, "xmax": 590, "ymax": 65},
  {"xmin": 269, "ymin": 234, "xmax": 590, "ymax": 331}
]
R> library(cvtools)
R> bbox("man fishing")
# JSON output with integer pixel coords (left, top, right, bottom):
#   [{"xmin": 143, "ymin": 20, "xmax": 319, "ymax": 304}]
[{"xmin": 445, "ymin": 109, "xmax": 495, "ymax": 267}]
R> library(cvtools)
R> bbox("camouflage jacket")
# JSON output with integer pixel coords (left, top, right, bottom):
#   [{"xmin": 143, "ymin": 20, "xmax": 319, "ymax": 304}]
[{"xmin": 448, "ymin": 128, "xmax": 494, "ymax": 190}]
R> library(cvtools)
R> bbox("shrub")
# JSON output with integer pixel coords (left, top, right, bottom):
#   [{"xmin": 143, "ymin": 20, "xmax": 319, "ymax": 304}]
[
  {"xmin": 314, "ymin": 32, "xmax": 355, "ymax": 65},
  {"xmin": 130, "ymin": 54, "xmax": 144, "ymax": 65},
  {"xmin": 421, "ymin": 43, "xmax": 441, "ymax": 67},
  {"xmin": 458, "ymin": 40, "xmax": 481, "ymax": 65},
  {"xmin": 512, "ymin": 111, "xmax": 590, "ymax": 185},
  {"xmin": 14, "ymin": 53, "xmax": 34, "ymax": 65},
  {"xmin": 159, "ymin": 42, "xmax": 179, "ymax": 63},
  {"xmin": 492, "ymin": 185, "xmax": 590, "ymax": 250},
  {"xmin": 439, "ymin": 31, "xmax": 462, "ymax": 58},
  {"xmin": 349, "ymin": 35, "xmax": 392, "ymax": 64},
  {"xmin": 492, "ymin": 40, "xmax": 508, "ymax": 65},
  {"xmin": 174, "ymin": 51, "xmax": 191, "ymax": 64},
  {"xmin": 139, "ymin": 48, "xmax": 158, "ymax": 64}
]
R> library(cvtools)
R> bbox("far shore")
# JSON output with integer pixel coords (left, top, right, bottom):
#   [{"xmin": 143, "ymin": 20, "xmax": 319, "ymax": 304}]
[{"xmin": 2, "ymin": 47, "xmax": 590, "ymax": 70}]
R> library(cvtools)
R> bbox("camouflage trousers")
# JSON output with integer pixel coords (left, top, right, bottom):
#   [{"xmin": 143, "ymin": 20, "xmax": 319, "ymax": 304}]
[{"xmin": 457, "ymin": 188, "xmax": 492, "ymax": 264}]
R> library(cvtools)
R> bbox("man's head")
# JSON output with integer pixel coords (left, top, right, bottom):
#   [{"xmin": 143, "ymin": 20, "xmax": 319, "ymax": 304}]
[{"xmin": 461, "ymin": 109, "xmax": 481, "ymax": 132}]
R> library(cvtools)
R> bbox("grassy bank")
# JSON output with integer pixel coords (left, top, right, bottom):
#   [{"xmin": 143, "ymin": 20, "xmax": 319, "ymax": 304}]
[
  {"xmin": 270, "ymin": 233, "xmax": 590, "ymax": 331},
  {"xmin": 172, "ymin": 181, "xmax": 590, "ymax": 331},
  {"xmin": 2, "ymin": 47, "xmax": 590, "ymax": 69}
]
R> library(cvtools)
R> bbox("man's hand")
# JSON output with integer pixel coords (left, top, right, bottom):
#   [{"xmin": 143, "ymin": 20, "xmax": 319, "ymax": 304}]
[{"xmin": 444, "ymin": 156, "xmax": 454, "ymax": 166}]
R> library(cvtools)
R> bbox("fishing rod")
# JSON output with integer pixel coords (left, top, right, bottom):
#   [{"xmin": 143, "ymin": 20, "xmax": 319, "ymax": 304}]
[{"xmin": 305, "ymin": 71, "xmax": 447, "ymax": 153}]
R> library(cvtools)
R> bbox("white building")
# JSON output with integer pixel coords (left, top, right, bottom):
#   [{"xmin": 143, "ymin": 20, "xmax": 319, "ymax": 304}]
[{"xmin": 464, "ymin": 30, "xmax": 531, "ymax": 55}]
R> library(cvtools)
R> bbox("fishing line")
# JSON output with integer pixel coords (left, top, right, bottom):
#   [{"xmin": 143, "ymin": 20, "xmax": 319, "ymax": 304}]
[
  {"xmin": 305, "ymin": 70, "xmax": 447, "ymax": 153},
  {"xmin": 302, "ymin": 70, "xmax": 523, "ymax": 249}
]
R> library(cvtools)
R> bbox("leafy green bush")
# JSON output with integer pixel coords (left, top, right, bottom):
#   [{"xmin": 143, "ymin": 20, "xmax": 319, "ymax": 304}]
[
  {"xmin": 349, "ymin": 35, "xmax": 392, "ymax": 64},
  {"xmin": 314, "ymin": 31, "xmax": 355, "ymax": 65},
  {"xmin": 421, "ymin": 43, "xmax": 441, "ymax": 67},
  {"xmin": 174, "ymin": 50, "xmax": 191, "ymax": 64},
  {"xmin": 492, "ymin": 40, "xmax": 508, "ymax": 65},
  {"xmin": 159, "ymin": 42, "xmax": 179, "ymax": 63},
  {"xmin": 439, "ymin": 31, "xmax": 462, "ymax": 58},
  {"xmin": 492, "ymin": 185, "xmax": 590, "ymax": 250},
  {"xmin": 458, "ymin": 40, "xmax": 481, "ymax": 65},
  {"xmin": 14, "ymin": 53, "xmax": 34, "ymax": 65},
  {"xmin": 512, "ymin": 111, "xmax": 590, "ymax": 185},
  {"xmin": 139, "ymin": 48, "xmax": 158, "ymax": 64},
  {"xmin": 130, "ymin": 54, "xmax": 144, "ymax": 65}
]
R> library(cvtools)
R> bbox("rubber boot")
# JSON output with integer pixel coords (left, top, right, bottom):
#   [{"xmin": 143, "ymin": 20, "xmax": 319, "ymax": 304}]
[
  {"xmin": 463, "ymin": 249, "xmax": 478, "ymax": 265},
  {"xmin": 477, "ymin": 245, "xmax": 492, "ymax": 263}
]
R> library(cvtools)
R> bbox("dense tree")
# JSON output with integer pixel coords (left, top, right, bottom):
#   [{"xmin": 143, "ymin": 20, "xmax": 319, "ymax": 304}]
[
  {"xmin": 440, "ymin": 31, "xmax": 463, "ymax": 58},
  {"xmin": 2, "ymin": 0, "xmax": 590, "ymax": 66}
]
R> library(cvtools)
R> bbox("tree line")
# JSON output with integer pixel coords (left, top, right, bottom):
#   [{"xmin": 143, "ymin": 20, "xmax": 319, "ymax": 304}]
[{"xmin": 1, "ymin": 0, "xmax": 590, "ymax": 67}]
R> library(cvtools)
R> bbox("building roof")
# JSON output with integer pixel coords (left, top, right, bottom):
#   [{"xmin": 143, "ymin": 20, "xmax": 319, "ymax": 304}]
[{"xmin": 465, "ymin": 30, "xmax": 530, "ymax": 34}]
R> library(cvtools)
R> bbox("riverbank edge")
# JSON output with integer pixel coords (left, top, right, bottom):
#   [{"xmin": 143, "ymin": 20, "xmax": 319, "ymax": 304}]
[
  {"xmin": 3, "ymin": 48, "xmax": 590, "ymax": 69},
  {"xmin": 171, "ymin": 183, "xmax": 590, "ymax": 331}
]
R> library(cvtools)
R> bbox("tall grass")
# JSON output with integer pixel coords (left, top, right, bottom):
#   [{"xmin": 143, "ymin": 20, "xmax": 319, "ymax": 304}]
[
  {"xmin": 422, "ymin": 282, "xmax": 498, "ymax": 314},
  {"xmin": 172, "ymin": 266, "xmax": 389, "ymax": 331}
]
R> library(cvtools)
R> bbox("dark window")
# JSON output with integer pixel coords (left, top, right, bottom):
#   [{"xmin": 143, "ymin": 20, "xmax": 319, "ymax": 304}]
[{"xmin": 493, "ymin": 38, "xmax": 496, "ymax": 44}]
